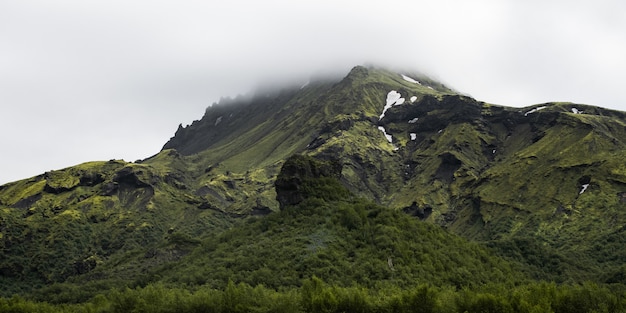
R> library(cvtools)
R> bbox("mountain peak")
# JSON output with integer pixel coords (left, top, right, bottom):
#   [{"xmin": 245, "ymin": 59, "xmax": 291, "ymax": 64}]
[{"xmin": 161, "ymin": 65, "xmax": 457, "ymax": 157}]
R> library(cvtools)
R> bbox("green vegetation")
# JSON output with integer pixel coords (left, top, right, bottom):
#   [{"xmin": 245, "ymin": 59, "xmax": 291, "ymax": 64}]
[
  {"xmin": 1, "ymin": 279, "xmax": 625, "ymax": 312},
  {"xmin": 0, "ymin": 157, "xmax": 236, "ymax": 297},
  {"xmin": 1, "ymin": 65, "xmax": 626, "ymax": 310},
  {"xmin": 154, "ymin": 158, "xmax": 523, "ymax": 290}
]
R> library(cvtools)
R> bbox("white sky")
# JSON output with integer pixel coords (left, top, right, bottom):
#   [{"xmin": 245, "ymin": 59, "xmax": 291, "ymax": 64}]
[{"xmin": 1, "ymin": 0, "xmax": 625, "ymax": 184}]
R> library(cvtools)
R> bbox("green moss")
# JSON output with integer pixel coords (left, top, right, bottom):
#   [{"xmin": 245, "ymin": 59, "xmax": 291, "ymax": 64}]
[
  {"xmin": 56, "ymin": 209, "xmax": 82, "ymax": 220},
  {"xmin": 0, "ymin": 179, "xmax": 46, "ymax": 205}
]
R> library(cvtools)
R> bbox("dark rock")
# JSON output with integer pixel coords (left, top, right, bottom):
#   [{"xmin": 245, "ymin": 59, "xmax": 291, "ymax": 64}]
[
  {"xmin": 402, "ymin": 202, "xmax": 433, "ymax": 220},
  {"xmin": 578, "ymin": 176, "xmax": 592, "ymax": 185},
  {"xmin": 144, "ymin": 249, "xmax": 158, "ymax": 259},
  {"xmin": 307, "ymin": 137, "xmax": 326, "ymax": 150},
  {"xmin": 118, "ymin": 186, "xmax": 155, "ymax": 209},
  {"xmin": 101, "ymin": 182, "xmax": 119, "ymax": 196},
  {"xmin": 385, "ymin": 95, "xmax": 482, "ymax": 132},
  {"xmin": 11, "ymin": 193, "xmax": 42, "ymax": 209},
  {"xmin": 224, "ymin": 180, "xmax": 236, "ymax": 189},
  {"xmin": 275, "ymin": 154, "xmax": 343, "ymax": 208},
  {"xmin": 250, "ymin": 206, "xmax": 272, "ymax": 216},
  {"xmin": 320, "ymin": 118, "xmax": 355, "ymax": 133},
  {"xmin": 198, "ymin": 201, "xmax": 217, "ymax": 210},
  {"xmin": 441, "ymin": 211, "xmax": 456, "ymax": 223},
  {"xmin": 555, "ymin": 205, "xmax": 572, "ymax": 216},
  {"xmin": 196, "ymin": 186, "xmax": 228, "ymax": 207},
  {"xmin": 434, "ymin": 153, "xmax": 462, "ymax": 183},
  {"xmin": 43, "ymin": 183, "xmax": 70, "ymax": 194},
  {"xmin": 165, "ymin": 173, "xmax": 187, "ymax": 190},
  {"xmin": 79, "ymin": 172, "xmax": 105, "ymax": 187},
  {"xmin": 43, "ymin": 171, "xmax": 79, "ymax": 194},
  {"xmin": 113, "ymin": 167, "xmax": 151, "ymax": 188}
]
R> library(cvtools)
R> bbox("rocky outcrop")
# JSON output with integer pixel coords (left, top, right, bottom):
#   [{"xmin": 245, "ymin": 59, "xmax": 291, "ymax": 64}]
[
  {"xmin": 275, "ymin": 154, "xmax": 343, "ymax": 208},
  {"xmin": 43, "ymin": 171, "xmax": 80, "ymax": 194},
  {"xmin": 43, "ymin": 169, "xmax": 106, "ymax": 194},
  {"xmin": 402, "ymin": 201, "xmax": 433, "ymax": 220}
]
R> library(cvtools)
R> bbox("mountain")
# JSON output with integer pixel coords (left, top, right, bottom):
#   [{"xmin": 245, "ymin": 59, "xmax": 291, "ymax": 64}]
[
  {"xmin": 159, "ymin": 65, "xmax": 626, "ymax": 281},
  {"xmin": 1, "ymin": 65, "xmax": 626, "ymax": 302}
]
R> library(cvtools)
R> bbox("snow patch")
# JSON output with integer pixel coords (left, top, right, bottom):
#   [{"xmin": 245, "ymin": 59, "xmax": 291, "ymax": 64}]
[
  {"xmin": 410, "ymin": 96, "xmax": 417, "ymax": 103},
  {"xmin": 524, "ymin": 106, "xmax": 547, "ymax": 116},
  {"xmin": 401, "ymin": 74, "xmax": 421, "ymax": 85},
  {"xmin": 408, "ymin": 117, "xmax": 419, "ymax": 123},
  {"xmin": 380, "ymin": 90, "xmax": 404, "ymax": 120},
  {"xmin": 492, "ymin": 149, "xmax": 496, "ymax": 154},
  {"xmin": 215, "ymin": 116, "xmax": 223, "ymax": 126},
  {"xmin": 571, "ymin": 108, "xmax": 582, "ymax": 114},
  {"xmin": 386, "ymin": 90, "xmax": 401, "ymax": 105},
  {"xmin": 579, "ymin": 184, "xmax": 589, "ymax": 194},
  {"xmin": 300, "ymin": 80, "xmax": 310, "ymax": 89},
  {"xmin": 410, "ymin": 133, "xmax": 417, "ymax": 140},
  {"xmin": 378, "ymin": 126, "xmax": 393, "ymax": 143}
]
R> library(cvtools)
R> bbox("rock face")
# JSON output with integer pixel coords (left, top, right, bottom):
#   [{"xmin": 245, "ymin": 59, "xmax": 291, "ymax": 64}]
[
  {"xmin": 402, "ymin": 202, "xmax": 433, "ymax": 220},
  {"xmin": 275, "ymin": 154, "xmax": 343, "ymax": 208}
]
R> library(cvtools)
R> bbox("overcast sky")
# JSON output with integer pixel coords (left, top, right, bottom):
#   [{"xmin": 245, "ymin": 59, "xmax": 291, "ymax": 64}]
[{"xmin": 1, "ymin": 0, "xmax": 625, "ymax": 184}]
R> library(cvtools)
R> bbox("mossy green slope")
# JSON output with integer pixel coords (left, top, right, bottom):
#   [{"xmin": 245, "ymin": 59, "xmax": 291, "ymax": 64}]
[{"xmin": 0, "ymin": 153, "xmax": 235, "ymax": 297}]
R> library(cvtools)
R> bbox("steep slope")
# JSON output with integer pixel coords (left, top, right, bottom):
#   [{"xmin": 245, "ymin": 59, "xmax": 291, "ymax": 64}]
[
  {"xmin": 157, "ymin": 65, "xmax": 626, "ymax": 282},
  {"xmin": 155, "ymin": 65, "xmax": 457, "ymax": 213},
  {"xmin": 368, "ymin": 95, "xmax": 626, "ymax": 281}
]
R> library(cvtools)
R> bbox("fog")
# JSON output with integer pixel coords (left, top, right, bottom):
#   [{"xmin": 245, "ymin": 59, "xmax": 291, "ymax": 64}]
[{"xmin": 1, "ymin": 0, "xmax": 625, "ymax": 184}]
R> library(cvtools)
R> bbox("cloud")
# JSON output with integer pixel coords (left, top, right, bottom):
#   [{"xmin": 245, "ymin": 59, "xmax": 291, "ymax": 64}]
[{"xmin": 1, "ymin": 0, "xmax": 626, "ymax": 184}]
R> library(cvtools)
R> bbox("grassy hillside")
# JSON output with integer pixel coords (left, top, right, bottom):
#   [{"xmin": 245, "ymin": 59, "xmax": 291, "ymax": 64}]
[{"xmin": 0, "ymin": 154, "xmax": 236, "ymax": 297}]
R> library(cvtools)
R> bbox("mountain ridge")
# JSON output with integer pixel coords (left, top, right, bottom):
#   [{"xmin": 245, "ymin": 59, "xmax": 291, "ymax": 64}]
[{"xmin": 142, "ymin": 64, "xmax": 626, "ymax": 284}]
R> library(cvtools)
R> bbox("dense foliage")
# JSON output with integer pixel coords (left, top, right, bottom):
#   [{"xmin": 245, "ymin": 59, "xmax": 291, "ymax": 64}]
[
  {"xmin": 155, "ymin": 181, "xmax": 523, "ymax": 290},
  {"xmin": 2, "ymin": 279, "xmax": 625, "ymax": 313}
]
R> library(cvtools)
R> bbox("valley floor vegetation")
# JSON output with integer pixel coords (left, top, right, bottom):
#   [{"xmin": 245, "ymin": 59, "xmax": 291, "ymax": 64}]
[{"xmin": 1, "ymin": 278, "xmax": 625, "ymax": 313}]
